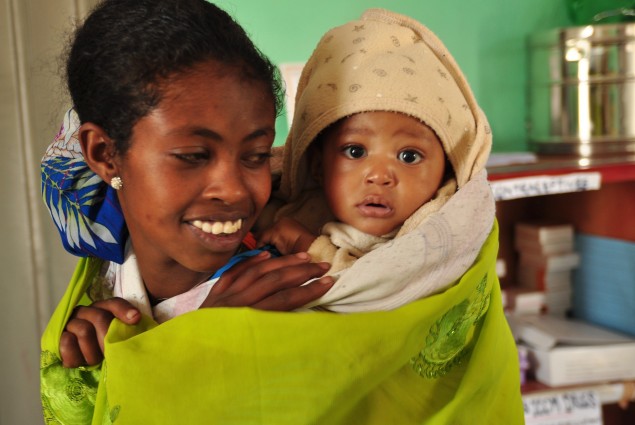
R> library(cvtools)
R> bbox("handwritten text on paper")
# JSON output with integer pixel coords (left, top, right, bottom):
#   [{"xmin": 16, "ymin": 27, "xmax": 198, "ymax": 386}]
[{"xmin": 490, "ymin": 172, "xmax": 601, "ymax": 201}]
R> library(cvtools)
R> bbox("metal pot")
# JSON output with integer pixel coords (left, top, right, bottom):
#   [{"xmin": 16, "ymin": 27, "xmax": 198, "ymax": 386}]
[{"xmin": 527, "ymin": 23, "xmax": 635, "ymax": 156}]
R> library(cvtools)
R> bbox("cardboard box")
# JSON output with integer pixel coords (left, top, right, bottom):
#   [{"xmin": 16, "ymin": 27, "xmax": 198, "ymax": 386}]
[{"xmin": 507, "ymin": 315, "xmax": 635, "ymax": 387}]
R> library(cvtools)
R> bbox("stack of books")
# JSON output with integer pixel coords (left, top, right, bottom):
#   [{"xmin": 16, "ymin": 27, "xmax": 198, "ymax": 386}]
[
  {"xmin": 514, "ymin": 221, "xmax": 580, "ymax": 316},
  {"xmin": 507, "ymin": 314, "xmax": 635, "ymax": 387}
]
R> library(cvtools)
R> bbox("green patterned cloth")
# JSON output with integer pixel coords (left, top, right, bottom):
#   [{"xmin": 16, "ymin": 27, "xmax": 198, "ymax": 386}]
[{"xmin": 41, "ymin": 223, "xmax": 524, "ymax": 424}]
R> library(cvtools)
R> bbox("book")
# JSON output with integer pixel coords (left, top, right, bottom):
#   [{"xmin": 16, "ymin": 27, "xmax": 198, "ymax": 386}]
[
  {"xmin": 502, "ymin": 287, "xmax": 545, "ymax": 315},
  {"xmin": 515, "ymin": 221, "xmax": 574, "ymax": 245},
  {"xmin": 508, "ymin": 314, "xmax": 635, "ymax": 386},
  {"xmin": 529, "ymin": 342, "xmax": 635, "ymax": 386},
  {"xmin": 573, "ymin": 234, "xmax": 635, "ymax": 337},
  {"xmin": 519, "ymin": 251, "xmax": 580, "ymax": 271},
  {"xmin": 514, "ymin": 237, "xmax": 574, "ymax": 256},
  {"xmin": 517, "ymin": 267, "xmax": 571, "ymax": 292},
  {"xmin": 507, "ymin": 314, "xmax": 633, "ymax": 351},
  {"xmin": 543, "ymin": 288, "xmax": 572, "ymax": 316}
]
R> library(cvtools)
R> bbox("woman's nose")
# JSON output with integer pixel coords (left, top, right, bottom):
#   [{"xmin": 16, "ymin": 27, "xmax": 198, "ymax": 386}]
[{"xmin": 202, "ymin": 161, "xmax": 248, "ymax": 205}]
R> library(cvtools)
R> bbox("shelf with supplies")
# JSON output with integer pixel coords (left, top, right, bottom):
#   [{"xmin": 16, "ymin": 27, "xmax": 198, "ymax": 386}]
[
  {"xmin": 486, "ymin": 153, "xmax": 635, "ymax": 288},
  {"xmin": 488, "ymin": 154, "xmax": 635, "ymax": 424},
  {"xmin": 487, "ymin": 152, "xmax": 635, "ymax": 200}
]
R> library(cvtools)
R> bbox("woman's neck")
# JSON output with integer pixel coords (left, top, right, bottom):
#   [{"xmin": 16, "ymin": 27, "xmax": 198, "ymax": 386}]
[
  {"xmin": 132, "ymin": 249, "xmax": 233, "ymax": 302},
  {"xmin": 141, "ymin": 264, "xmax": 213, "ymax": 301}
]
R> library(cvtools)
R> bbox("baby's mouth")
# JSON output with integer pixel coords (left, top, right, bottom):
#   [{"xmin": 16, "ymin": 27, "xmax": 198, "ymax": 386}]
[
  {"xmin": 359, "ymin": 195, "xmax": 392, "ymax": 210},
  {"xmin": 365, "ymin": 202, "xmax": 387, "ymax": 209},
  {"xmin": 357, "ymin": 198, "xmax": 393, "ymax": 218},
  {"xmin": 191, "ymin": 219, "xmax": 242, "ymax": 235}
]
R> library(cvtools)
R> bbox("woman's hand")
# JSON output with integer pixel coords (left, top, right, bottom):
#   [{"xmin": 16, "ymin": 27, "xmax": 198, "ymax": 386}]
[
  {"xmin": 59, "ymin": 298, "xmax": 141, "ymax": 368},
  {"xmin": 201, "ymin": 251, "xmax": 333, "ymax": 311}
]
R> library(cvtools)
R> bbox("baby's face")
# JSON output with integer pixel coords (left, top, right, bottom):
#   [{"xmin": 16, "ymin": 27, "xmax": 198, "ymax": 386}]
[{"xmin": 319, "ymin": 111, "xmax": 446, "ymax": 236}]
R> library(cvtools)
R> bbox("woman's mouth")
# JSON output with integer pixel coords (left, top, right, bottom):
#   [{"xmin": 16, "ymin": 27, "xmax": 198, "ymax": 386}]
[{"xmin": 191, "ymin": 218, "xmax": 242, "ymax": 235}]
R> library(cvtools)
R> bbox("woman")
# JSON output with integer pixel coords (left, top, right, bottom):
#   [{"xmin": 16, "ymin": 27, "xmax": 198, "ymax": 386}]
[{"xmin": 41, "ymin": 0, "xmax": 333, "ymax": 422}]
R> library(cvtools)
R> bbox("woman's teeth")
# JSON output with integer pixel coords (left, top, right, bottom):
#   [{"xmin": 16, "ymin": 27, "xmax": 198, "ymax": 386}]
[{"xmin": 192, "ymin": 219, "xmax": 242, "ymax": 235}]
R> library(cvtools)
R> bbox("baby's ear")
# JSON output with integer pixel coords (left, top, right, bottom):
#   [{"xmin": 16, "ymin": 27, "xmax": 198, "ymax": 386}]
[{"xmin": 78, "ymin": 122, "xmax": 119, "ymax": 183}]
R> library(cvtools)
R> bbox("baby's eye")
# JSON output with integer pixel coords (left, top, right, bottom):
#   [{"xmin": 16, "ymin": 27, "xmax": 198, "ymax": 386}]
[
  {"xmin": 342, "ymin": 145, "xmax": 366, "ymax": 159},
  {"xmin": 398, "ymin": 150, "xmax": 423, "ymax": 164}
]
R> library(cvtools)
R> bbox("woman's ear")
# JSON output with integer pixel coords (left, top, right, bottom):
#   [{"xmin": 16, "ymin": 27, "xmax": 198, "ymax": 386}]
[{"xmin": 78, "ymin": 122, "xmax": 119, "ymax": 182}]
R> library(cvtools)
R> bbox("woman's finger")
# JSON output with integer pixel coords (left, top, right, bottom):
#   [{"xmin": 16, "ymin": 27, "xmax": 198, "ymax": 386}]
[
  {"xmin": 212, "ymin": 252, "xmax": 313, "ymax": 296},
  {"xmin": 233, "ymin": 261, "xmax": 331, "ymax": 304},
  {"xmin": 71, "ymin": 307, "xmax": 114, "ymax": 352},
  {"xmin": 204, "ymin": 258, "xmax": 332, "ymax": 309},
  {"xmin": 63, "ymin": 319, "xmax": 104, "ymax": 366},
  {"xmin": 59, "ymin": 331, "xmax": 85, "ymax": 368},
  {"xmin": 210, "ymin": 251, "xmax": 273, "ymax": 295},
  {"xmin": 91, "ymin": 297, "xmax": 141, "ymax": 324},
  {"xmin": 253, "ymin": 276, "xmax": 335, "ymax": 311}
]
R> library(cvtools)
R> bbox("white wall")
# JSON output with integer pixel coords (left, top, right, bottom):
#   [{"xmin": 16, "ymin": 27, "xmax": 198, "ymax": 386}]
[{"xmin": 0, "ymin": 0, "xmax": 96, "ymax": 422}]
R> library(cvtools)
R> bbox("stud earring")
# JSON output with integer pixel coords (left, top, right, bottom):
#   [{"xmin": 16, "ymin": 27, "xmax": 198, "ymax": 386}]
[{"xmin": 111, "ymin": 176, "xmax": 123, "ymax": 190}]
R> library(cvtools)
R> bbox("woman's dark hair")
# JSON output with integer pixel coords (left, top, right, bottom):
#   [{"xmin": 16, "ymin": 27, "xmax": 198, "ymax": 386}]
[{"xmin": 67, "ymin": 0, "xmax": 283, "ymax": 154}]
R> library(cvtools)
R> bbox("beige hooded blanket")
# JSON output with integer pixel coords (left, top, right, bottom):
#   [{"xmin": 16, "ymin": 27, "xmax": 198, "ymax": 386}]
[{"xmin": 270, "ymin": 8, "xmax": 496, "ymax": 312}]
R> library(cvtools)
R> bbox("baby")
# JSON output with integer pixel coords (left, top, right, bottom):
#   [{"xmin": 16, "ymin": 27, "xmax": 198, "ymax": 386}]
[
  {"xmin": 261, "ymin": 110, "xmax": 448, "ymax": 270},
  {"xmin": 258, "ymin": 8, "xmax": 496, "ymax": 313}
]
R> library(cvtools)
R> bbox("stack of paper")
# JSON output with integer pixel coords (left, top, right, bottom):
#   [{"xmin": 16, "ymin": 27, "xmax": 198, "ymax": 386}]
[
  {"xmin": 508, "ymin": 314, "xmax": 635, "ymax": 387},
  {"xmin": 514, "ymin": 221, "xmax": 579, "ymax": 316}
]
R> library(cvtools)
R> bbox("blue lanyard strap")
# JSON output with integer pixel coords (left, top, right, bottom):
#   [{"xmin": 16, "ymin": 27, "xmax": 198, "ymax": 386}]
[{"xmin": 210, "ymin": 245, "xmax": 281, "ymax": 280}]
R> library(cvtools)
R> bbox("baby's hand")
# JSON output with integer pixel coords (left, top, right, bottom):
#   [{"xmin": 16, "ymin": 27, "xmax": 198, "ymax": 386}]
[
  {"xmin": 257, "ymin": 217, "xmax": 317, "ymax": 255},
  {"xmin": 60, "ymin": 298, "xmax": 140, "ymax": 368}
]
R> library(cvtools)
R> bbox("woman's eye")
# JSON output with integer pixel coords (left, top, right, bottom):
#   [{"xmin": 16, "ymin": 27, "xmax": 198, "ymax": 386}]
[
  {"xmin": 174, "ymin": 152, "xmax": 209, "ymax": 163},
  {"xmin": 398, "ymin": 150, "xmax": 423, "ymax": 164},
  {"xmin": 342, "ymin": 145, "xmax": 366, "ymax": 159},
  {"xmin": 243, "ymin": 151, "xmax": 272, "ymax": 167}
]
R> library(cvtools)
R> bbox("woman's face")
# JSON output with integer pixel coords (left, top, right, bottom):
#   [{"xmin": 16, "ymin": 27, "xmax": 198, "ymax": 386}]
[{"xmin": 115, "ymin": 61, "xmax": 275, "ymax": 298}]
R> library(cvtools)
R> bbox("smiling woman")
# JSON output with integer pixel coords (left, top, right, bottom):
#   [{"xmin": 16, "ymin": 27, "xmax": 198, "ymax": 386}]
[
  {"xmin": 39, "ymin": 0, "xmax": 334, "ymax": 422},
  {"xmin": 81, "ymin": 61, "xmax": 277, "ymax": 299}
]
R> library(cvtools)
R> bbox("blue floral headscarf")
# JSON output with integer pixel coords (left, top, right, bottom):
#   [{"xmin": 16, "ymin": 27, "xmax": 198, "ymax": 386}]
[{"xmin": 41, "ymin": 109, "xmax": 127, "ymax": 263}]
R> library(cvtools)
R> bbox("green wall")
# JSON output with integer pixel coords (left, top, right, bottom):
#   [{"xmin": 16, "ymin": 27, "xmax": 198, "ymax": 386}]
[{"xmin": 215, "ymin": 0, "xmax": 573, "ymax": 152}]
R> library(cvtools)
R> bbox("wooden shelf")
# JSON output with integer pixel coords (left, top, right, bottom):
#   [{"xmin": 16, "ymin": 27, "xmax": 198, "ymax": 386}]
[
  {"xmin": 522, "ymin": 380, "xmax": 635, "ymax": 406},
  {"xmin": 488, "ymin": 154, "xmax": 635, "ymax": 185},
  {"xmin": 494, "ymin": 154, "xmax": 635, "ymax": 424},
  {"xmin": 487, "ymin": 155, "xmax": 635, "ymax": 287}
]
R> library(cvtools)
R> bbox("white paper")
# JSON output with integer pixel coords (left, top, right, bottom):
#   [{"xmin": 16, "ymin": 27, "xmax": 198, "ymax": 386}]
[
  {"xmin": 490, "ymin": 172, "xmax": 601, "ymax": 201},
  {"xmin": 524, "ymin": 390, "xmax": 602, "ymax": 425},
  {"xmin": 510, "ymin": 314, "xmax": 634, "ymax": 350},
  {"xmin": 487, "ymin": 151, "xmax": 538, "ymax": 167}
]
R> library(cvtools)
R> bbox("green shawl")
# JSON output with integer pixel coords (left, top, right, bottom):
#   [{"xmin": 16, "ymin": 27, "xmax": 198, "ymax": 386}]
[{"xmin": 41, "ymin": 223, "xmax": 524, "ymax": 424}]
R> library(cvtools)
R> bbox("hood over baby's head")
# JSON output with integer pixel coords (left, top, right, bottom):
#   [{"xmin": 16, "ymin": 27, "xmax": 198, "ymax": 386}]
[{"xmin": 274, "ymin": 8, "xmax": 492, "ymax": 235}]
